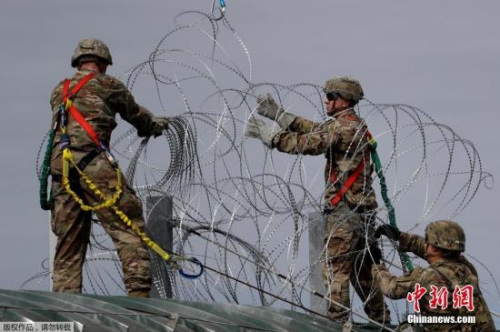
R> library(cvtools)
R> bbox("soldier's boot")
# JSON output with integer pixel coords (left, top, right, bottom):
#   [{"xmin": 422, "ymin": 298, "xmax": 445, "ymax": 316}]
[
  {"xmin": 327, "ymin": 311, "xmax": 350, "ymax": 323},
  {"xmin": 129, "ymin": 289, "xmax": 150, "ymax": 298},
  {"xmin": 52, "ymin": 287, "xmax": 82, "ymax": 293},
  {"xmin": 361, "ymin": 283, "xmax": 391, "ymax": 324},
  {"xmin": 371, "ymin": 311, "xmax": 391, "ymax": 325},
  {"xmin": 365, "ymin": 305, "xmax": 391, "ymax": 325}
]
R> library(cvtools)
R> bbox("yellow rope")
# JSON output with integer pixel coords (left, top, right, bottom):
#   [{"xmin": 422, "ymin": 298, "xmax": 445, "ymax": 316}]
[
  {"xmin": 62, "ymin": 149, "xmax": 122, "ymax": 211},
  {"xmin": 61, "ymin": 148, "xmax": 173, "ymax": 262}
]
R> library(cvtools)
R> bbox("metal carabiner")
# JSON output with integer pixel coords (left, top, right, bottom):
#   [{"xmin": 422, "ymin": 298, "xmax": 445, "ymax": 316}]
[
  {"xmin": 167, "ymin": 256, "xmax": 204, "ymax": 279},
  {"xmin": 211, "ymin": 0, "xmax": 226, "ymax": 21},
  {"xmin": 178, "ymin": 257, "xmax": 204, "ymax": 279}
]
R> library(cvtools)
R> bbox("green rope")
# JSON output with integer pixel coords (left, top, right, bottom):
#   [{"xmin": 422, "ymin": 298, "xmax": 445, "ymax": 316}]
[
  {"xmin": 369, "ymin": 138, "xmax": 414, "ymax": 271},
  {"xmin": 39, "ymin": 130, "xmax": 55, "ymax": 210}
]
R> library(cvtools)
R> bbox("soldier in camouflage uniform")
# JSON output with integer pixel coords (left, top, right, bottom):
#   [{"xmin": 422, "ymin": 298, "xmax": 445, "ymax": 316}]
[
  {"xmin": 245, "ymin": 77, "xmax": 390, "ymax": 323},
  {"xmin": 373, "ymin": 220, "xmax": 495, "ymax": 331},
  {"xmin": 49, "ymin": 39, "xmax": 169, "ymax": 297}
]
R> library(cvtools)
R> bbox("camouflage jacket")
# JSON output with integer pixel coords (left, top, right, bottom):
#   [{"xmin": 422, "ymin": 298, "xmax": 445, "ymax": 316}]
[
  {"xmin": 272, "ymin": 108, "xmax": 378, "ymax": 212},
  {"xmin": 372, "ymin": 233, "xmax": 495, "ymax": 331},
  {"xmin": 49, "ymin": 69, "xmax": 158, "ymax": 174}
]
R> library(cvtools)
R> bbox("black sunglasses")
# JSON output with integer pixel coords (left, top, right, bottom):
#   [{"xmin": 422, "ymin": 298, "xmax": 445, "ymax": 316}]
[{"xmin": 325, "ymin": 91, "xmax": 340, "ymax": 102}]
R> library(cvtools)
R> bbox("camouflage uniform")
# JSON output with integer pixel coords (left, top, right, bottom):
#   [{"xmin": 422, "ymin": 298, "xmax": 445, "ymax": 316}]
[
  {"xmin": 272, "ymin": 109, "xmax": 390, "ymax": 322},
  {"xmin": 49, "ymin": 69, "xmax": 161, "ymax": 295},
  {"xmin": 372, "ymin": 232, "xmax": 495, "ymax": 331},
  {"xmin": 272, "ymin": 109, "xmax": 377, "ymax": 212}
]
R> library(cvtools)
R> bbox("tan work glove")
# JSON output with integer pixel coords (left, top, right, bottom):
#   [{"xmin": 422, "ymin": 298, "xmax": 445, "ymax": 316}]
[
  {"xmin": 244, "ymin": 116, "xmax": 282, "ymax": 148},
  {"xmin": 150, "ymin": 116, "xmax": 169, "ymax": 138},
  {"xmin": 257, "ymin": 94, "xmax": 296, "ymax": 129}
]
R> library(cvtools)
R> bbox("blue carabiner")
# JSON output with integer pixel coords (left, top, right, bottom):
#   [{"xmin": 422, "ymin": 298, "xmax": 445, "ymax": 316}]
[
  {"xmin": 211, "ymin": 0, "xmax": 226, "ymax": 21},
  {"xmin": 178, "ymin": 257, "xmax": 204, "ymax": 279}
]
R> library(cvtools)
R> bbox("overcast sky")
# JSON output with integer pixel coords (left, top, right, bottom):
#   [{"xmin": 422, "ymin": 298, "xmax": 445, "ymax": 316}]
[{"xmin": 1, "ymin": 0, "xmax": 499, "ymax": 324}]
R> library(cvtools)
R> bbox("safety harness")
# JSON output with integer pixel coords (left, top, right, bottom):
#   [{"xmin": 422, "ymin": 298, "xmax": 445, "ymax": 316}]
[
  {"xmin": 39, "ymin": 73, "xmax": 203, "ymax": 279},
  {"xmin": 327, "ymin": 115, "xmax": 414, "ymax": 271},
  {"xmin": 328, "ymin": 154, "xmax": 367, "ymax": 207},
  {"xmin": 327, "ymin": 115, "xmax": 370, "ymax": 207}
]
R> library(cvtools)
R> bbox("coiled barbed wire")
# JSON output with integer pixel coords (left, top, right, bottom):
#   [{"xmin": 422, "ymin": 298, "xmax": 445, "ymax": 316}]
[{"xmin": 31, "ymin": 9, "xmax": 496, "ymax": 327}]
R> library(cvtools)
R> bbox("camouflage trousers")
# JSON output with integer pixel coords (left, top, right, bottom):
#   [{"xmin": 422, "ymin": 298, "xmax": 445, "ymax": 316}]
[
  {"xmin": 322, "ymin": 202, "xmax": 390, "ymax": 323},
  {"xmin": 50, "ymin": 153, "xmax": 151, "ymax": 296}
]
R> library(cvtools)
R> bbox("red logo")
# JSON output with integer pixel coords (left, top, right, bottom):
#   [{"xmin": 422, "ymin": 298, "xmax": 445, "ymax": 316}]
[
  {"xmin": 429, "ymin": 286, "xmax": 449, "ymax": 309},
  {"xmin": 407, "ymin": 283, "xmax": 427, "ymax": 312},
  {"xmin": 407, "ymin": 284, "xmax": 475, "ymax": 312},
  {"xmin": 453, "ymin": 285, "xmax": 475, "ymax": 312}
]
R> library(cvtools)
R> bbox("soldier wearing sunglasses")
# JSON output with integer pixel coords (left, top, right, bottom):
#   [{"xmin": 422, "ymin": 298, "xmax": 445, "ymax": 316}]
[{"xmin": 245, "ymin": 77, "xmax": 390, "ymax": 323}]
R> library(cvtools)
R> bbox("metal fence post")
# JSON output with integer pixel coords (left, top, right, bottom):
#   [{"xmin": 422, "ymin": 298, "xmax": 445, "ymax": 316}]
[
  {"xmin": 308, "ymin": 212, "xmax": 327, "ymax": 315},
  {"xmin": 147, "ymin": 195, "xmax": 173, "ymax": 298}
]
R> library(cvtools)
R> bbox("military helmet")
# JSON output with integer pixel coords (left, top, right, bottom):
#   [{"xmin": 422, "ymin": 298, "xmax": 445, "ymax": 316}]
[
  {"xmin": 425, "ymin": 220, "xmax": 465, "ymax": 252},
  {"xmin": 323, "ymin": 76, "xmax": 364, "ymax": 103},
  {"xmin": 71, "ymin": 38, "xmax": 113, "ymax": 68}
]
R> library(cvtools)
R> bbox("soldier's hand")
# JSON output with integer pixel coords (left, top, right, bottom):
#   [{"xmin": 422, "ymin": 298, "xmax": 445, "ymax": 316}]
[
  {"xmin": 150, "ymin": 116, "xmax": 169, "ymax": 138},
  {"xmin": 245, "ymin": 116, "xmax": 281, "ymax": 148},
  {"xmin": 155, "ymin": 116, "xmax": 170, "ymax": 130},
  {"xmin": 257, "ymin": 94, "xmax": 281, "ymax": 120},
  {"xmin": 375, "ymin": 224, "xmax": 401, "ymax": 241},
  {"xmin": 256, "ymin": 94, "xmax": 297, "ymax": 129},
  {"xmin": 245, "ymin": 116, "xmax": 265, "ymax": 139}
]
